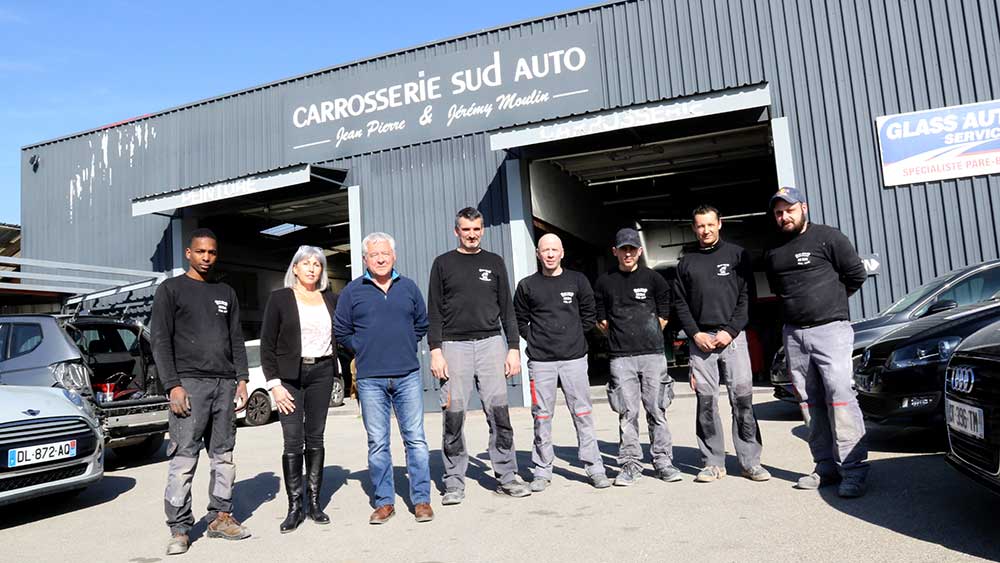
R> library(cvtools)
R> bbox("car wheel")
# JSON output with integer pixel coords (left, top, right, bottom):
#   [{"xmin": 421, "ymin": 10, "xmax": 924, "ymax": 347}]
[
  {"xmin": 244, "ymin": 390, "xmax": 272, "ymax": 426},
  {"xmin": 112, "ymin": 433, "xmax": 165, "ymax": 461},
  {"xmin": 330, "ymin": 376, "xmax": 345, "ymax": 408}
]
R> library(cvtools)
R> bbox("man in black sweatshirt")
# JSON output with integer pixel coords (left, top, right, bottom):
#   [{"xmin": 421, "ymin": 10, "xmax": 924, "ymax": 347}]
[
  {"xmin": 151, "ymin": 229, "xmax": 251, "ymax": 555},
  {"xmin": 674, "ymin": 205, "xmax": 768, "ymax": 484},
  {"xmin": 764, "ymin": 187, "xmax": 869, "ymax": 498},
  {"xmin": 428, "ymin": 207, "xmax": 530, "ymax": 504},
  {"xmin": 594, "ymin": 227, "xmax": 681, "ymax": 486},
  {"xmin": 513, "ymin": 233, "xmax": 609, "ymax": 492}
]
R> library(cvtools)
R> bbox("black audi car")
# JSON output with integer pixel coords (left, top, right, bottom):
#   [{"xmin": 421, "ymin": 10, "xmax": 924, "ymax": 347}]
[
  {"xmin": 944, "ymin": 319, "xmax": 1000, "ymax": 495},
  {"xmin": 852, "ymin": 295, "xmax": 1000, "ymax": 424}
]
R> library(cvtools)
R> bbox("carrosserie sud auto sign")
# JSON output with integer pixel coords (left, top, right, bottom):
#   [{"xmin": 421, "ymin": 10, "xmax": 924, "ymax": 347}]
[{"xmin": 876, "ymin": 99, "xmax": 1000, "ymax": 186}]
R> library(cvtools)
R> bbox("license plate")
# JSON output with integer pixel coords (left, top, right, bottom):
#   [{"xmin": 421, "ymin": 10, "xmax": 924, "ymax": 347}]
[
  {"xmin": 6, "ymin": 440, "xmax": 77, "ymax": 468},
  {"xmin": 946, "ymin": 399, "xmax": 985, "ymax": 440}
]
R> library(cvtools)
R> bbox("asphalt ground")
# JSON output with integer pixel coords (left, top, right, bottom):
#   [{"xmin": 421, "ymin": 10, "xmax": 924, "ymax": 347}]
[{"xmin": 1, "ymin": 389, "xmax": 998, "ymax": 563}]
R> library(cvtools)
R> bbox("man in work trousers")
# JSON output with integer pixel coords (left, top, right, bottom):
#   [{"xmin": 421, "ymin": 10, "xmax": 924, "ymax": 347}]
[
  {"xmin": 151, "ymin": 228, "xmax": 251, "ymax": 556},
  {"xmin": 764, "ymin": 187, "xmax": 869, "ymax": 498},
  {"xmin": 674, "ymin": 205, "xmax": 769, "ymax": 484},
  {"xmin": 513, "ymin": 233, "xmax": 611, "ymax": 492},
  {"xmin": 334, "ymin": 232, "xmax": 434, "ymax": 525},
  {"xmin": 594, "ymin": 227, "xmax": 682, "ymax": 486},
  {"xmin": 428, "ymin": 207, "xmax": 531, "ymax": 504}
]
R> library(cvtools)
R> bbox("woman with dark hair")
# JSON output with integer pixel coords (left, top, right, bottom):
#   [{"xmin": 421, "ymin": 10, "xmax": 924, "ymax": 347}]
[{"xmin": 260, "ymin": 245, "xmax": 338, "ymax": 533}]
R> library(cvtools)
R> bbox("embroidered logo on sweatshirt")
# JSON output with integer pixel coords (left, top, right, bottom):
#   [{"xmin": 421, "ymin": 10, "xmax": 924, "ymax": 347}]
[
  {"xmin": 633, "ymin": 287, "xmax": 648, "ymax": 300},
  {"xmin": 478, "ymin": 268, "xmax": 492, "ymax": 282},
  {"xmin": 795, "ymin": 252, "xmax": 811, "ymax": 266},
  {"xmin": 716, "ymin": 263, "xmax": 731, "ymax": 276},
  {"xmin": 214, "ymin": 300, "xmax": 229, "ymax": 314},
  {"xmin": 560, "ymin": 291, "xmax": 575, "ymax": 304}
]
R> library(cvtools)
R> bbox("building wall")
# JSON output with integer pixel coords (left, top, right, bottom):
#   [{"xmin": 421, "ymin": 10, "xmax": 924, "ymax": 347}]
[{"xmin": 21, "ymin": 0, "xmax": 1000, "ymax": 321}]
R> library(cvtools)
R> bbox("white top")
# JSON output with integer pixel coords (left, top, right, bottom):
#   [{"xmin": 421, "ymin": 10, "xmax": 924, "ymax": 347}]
[{"xmin": 296, "ymin": 300, "xmax": 333, "ymax": 358}]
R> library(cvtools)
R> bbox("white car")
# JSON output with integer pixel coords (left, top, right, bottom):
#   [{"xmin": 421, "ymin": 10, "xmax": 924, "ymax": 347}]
[
  {"xmin": 238, "ymin": 340, "xmax": 278, "ymax": 427},
  {"xmin": 0, "ymin": 385, "xmax": 104, "ymax": 506}
]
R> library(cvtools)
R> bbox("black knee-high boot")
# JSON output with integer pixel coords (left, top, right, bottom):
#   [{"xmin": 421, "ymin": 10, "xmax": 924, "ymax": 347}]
[
  {"xmin": 304, "ymin": 447, "xmax": 330, "ymax": 524},
  {"xmin": 280, "ymin": 452, "xmax": 305, "ymax": 533}
]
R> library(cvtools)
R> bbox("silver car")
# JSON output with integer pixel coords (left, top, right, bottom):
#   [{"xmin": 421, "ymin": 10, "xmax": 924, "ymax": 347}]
[{"xmin": 0, "ymin": 385, "xmax": 104, "ymax": 506}]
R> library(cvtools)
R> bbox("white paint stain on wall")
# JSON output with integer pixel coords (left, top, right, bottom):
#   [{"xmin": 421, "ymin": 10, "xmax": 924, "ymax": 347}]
[{"xmin": 66, "ymin": 122, "xmax": 158, "ymax": 222}]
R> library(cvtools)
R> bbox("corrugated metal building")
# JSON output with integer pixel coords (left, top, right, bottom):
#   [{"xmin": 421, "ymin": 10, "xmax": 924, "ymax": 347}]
[{"xmin": 20, "ymin": 0, "xmax": 1000, "ymax": 408}]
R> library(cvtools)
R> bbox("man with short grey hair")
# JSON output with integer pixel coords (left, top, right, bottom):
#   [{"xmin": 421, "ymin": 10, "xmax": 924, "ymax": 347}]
[
  {"xmin": 335, "ymin": 232, "xmax": 433, "ymax": 524},
  {"xmin": 428, "ymin": 207, "xmax": 530, "ymax": 504},
  {"xmin": 514, "ymin": 233, "xmax": 609, "ymax": 491}
]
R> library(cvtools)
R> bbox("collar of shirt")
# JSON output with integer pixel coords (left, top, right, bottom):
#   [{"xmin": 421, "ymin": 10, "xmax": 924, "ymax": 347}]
[{"xmin": 363, "ymin": 268, "xmax": 400, "ymax": 285}]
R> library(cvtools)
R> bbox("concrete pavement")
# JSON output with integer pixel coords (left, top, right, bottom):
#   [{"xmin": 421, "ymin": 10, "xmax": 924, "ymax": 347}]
[{"xmin": 0, "ymin": 392, "xmax": 997, "ymax": 562}]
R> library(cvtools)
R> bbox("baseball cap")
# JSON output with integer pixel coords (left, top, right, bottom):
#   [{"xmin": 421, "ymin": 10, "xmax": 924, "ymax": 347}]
[
  {"xmin": 769, "ymin": 186, "xmax": 806, "ymax": 208},
  {"xmin": 614, "ymin": 228, "xmax": 642, "ymax": 249}
]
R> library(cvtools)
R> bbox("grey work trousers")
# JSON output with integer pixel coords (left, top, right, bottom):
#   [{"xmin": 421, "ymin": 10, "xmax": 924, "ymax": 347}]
[
  {"xmin": 784, "ymin": 321, "xmax": 869, "ymax": 481},
  {"xmin": 607, "ymin": 353, "xmax": 674, "ymax": 470},
  {"xmin": 164, "ymin": 377, "xmax": 238, "ymax": 535},
  {"xmin": 528, "ymin": 357, "xmax": 605, "ymax": 480},
  {"xmin": 439, "ymin": 335, "xmax": 518, "ymax": 491},
  {"xmin": 688, "ymin": 332, "xmax": 763, "ymax": 469}
]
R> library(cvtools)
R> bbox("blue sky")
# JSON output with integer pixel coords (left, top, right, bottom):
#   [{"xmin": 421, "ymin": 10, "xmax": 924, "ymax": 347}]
[{"xmin": 0, "ymin": 0, "xmax": 587, "ymax": 225}]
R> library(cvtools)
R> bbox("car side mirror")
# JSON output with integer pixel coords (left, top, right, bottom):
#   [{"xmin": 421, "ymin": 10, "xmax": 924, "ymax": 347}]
[{"xmin": 923, "ymin": 299, "xmax": 958, "ymax": 317}]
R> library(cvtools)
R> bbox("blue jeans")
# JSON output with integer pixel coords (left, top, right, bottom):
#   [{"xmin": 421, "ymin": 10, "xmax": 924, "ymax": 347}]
[{"xmin": 357, "ymin": 370, "xmax": 431, "ymax": 507}]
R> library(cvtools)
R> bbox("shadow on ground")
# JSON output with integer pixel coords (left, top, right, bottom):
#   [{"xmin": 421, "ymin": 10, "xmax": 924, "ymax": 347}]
[{"xmin": 0, "ymin": 475, "xmax": 136, "ymax": 530}]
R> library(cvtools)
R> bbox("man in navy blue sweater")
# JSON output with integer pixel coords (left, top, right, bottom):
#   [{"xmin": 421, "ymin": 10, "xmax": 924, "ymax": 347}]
[{"xmin": 334, "ymin": 232, "xmax": 432, "ymax": 524}]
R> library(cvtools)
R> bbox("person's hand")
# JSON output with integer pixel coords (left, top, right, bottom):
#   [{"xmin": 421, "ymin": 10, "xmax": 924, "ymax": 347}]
[
  {"xmin": 692, "ymin": 332, "xmax": 715, "ymax": 353},
  {"xmin": 430, "ymin": 349, "xmax": 449, "ymax": 381},
  {"xmin": 270, "ymin": 384, "xmax": 296, "ymax": 415},
  {"xmin": 169, "ymin": 386, "xmax": 191, "ymax": 417},
  {"xmin": 234, "ymin": 381, "xmax": 249, "ymax": 412},
  {"xmin": 597, "ymin": 320, "xmax": 609, "ymax": 333},
  {"xmin": 689, "ymin": 373, "xmax": 697, "ymax": 391},
  {"xmin": 504, "ymin": 349, "xmax": 521, "ymax": 378},
  {"xmin": 713, "ymin": 331, "xmax": 733, "ymax": 349}
]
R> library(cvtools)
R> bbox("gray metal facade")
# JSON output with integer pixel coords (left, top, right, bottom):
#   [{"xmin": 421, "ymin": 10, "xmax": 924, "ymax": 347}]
[{"xmin": 21, "ymin": 0, "xmax": 1000, "ymax": 321}]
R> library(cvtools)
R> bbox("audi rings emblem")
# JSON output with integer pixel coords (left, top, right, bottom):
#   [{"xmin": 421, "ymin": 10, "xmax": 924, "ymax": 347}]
[{"xmin": 948, "ymin": 366, "xmax": 975, "ymax": 394}]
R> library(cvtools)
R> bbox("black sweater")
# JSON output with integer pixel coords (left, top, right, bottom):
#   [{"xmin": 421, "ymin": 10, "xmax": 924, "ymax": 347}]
[
  {"xmin": 764, "ymin": 223, "xmax": 867, "ymax": 327},
  {"xmin": 513, "ymin": 269, "xmax": 595, "ymax": 362},
  {"xmin": 673, "ymin": 240, "xmax": 753, "ymax": 338},
  {"xmin": 427, "ymin": 249, "xmax": 519, "ymax": 350},
  {"xmin": 594, "ymin": 266, "xmax": 671, "ymax": 357},
  {"xmin": 150, "ymin": 274, "xmax": 249, "ymax": 391},
  {"xmin": 260, "ymin": 288, "xmax": 339, "ymax": 383}
]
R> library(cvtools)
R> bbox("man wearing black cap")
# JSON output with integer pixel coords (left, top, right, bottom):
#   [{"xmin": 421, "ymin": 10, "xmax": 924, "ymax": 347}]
[
  {"xmin": 594, "ymin": 228, "xmax": 680, "ymax": 486},
  {"xmin": 764, "ymin": 187, "xmax": 869, "ymax": 498}
]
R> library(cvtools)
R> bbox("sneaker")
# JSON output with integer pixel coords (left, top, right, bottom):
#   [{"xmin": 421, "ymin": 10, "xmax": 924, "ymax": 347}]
[
  {"xmin": 837, "ymin": 479, "xmax": 867, "ymax": 498},
  {"xmin": 613, "ymin": 463, "xmax": 643, "ymax": 487},
  {"xmin": 530, "ymin": 478, "xmax": 550, "ymax": 493},
  {"xmin": 165, "ymin": 534, "xmax": 189, "ymax": 556},
  {"xmin": 741, "ymin": 465, "xmax": 771, "ymax": 482},
  {"xmin": 206, "ymin": 512, "xmax": 251, "ymax": 541},
  {"xmin": 795, "ymin": 472, "xmax": 841, "ymax": 490},
  {"xmin": 695, "ymin": 466, "xmax": 725, "ymax": 483},
  {"xmin": 590, "ymin": 474, "xmax": 611, "ymax": 489},
  {"xmin": 497, "ymin": 476, "xmax": 532, "ymax": 498},
  {"xmin": 441, "ymin": 489, "xmax": 465, "ymax": 506},
  {"xmin": 656, "ymin": 465, "xmax": 684, "ymax": 483}
]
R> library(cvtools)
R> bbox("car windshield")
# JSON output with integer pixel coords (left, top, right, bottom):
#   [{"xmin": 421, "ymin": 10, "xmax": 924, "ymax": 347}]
[{"xmin": 879, "ymin": 274, "xmax": 951, "ymax": 316}]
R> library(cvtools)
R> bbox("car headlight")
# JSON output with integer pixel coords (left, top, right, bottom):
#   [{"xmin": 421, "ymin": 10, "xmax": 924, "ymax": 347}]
[
  {"xmin": 50, "ymin": 361, "xmax": 93, "ymax": 393},
  {"xmin": 62, "ymin": 388, "xmax": 96, "ymax": 419},
  {"xmin": 888, "ymin": 336, "xmax": 961, "ymax": 370}
]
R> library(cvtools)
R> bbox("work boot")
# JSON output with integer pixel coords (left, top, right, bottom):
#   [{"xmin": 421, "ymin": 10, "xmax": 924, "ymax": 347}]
[
  {"xmin": 369, "ymin": 504, "xmax": 395, "ymax": 524},
  {"xmin": 590, "ymin": 474, "xmax": 611, "ymax": 489},
  {"xmin": 530, "ymin": 478, "xmax": 550, "ymax": 493},
  {"xmin": 741, "ymin": 465, "xmax": 771, "ymax": 482},
  {"xmin": 795, "ymin": 472, "xmax": 841, "ymax": 490},
  {"xmin": 656, "ymin": 465, "xmax": 684, "ymax": 483},
  {"xmin": 695, "ymin": 466, "xmax": 726, "ymax": 483},
  {"xmin": 497, "ymin": 475, "xmax": 532, "ymax": 498},
  {"xmin": 441, "ymin": 489, "xmax": 465, "ymax": 506},
  {"xmin": 207, "ymin": 512, "xmax": 251, "ymax": 540},
  {"xmin": 613, "ymin": 463, "xmax": 643, "ymax": 487},
  {"xmin": 303, "ymin": 447, "xmax": 330, "ymax": 524},
  {"xmin": 165, "ymin": 533, "xmax": 189, "ymax": 556},
  {"xmin": 279, "ymin": 452, "xmax": 305, "ymax": 533},
  {"xmin": 414, "ymin": 503, "xmax": 435, "ymax": 523}
]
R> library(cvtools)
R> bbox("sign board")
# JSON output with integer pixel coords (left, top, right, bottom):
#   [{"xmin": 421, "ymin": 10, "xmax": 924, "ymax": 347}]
[
  {"xmin": 860, "ymin": 253, "xmax": 881, "ymax": 276},
  {"xmin": 284, "ymin": 23, "xmax": 604, "ymax": 162},
  {"xmin": 876, "ymin": 99, "xmax": 1000, "ymax": 186}
]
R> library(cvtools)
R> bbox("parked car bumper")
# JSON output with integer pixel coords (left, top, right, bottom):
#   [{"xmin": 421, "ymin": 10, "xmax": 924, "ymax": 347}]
[
  {"xmin": 853, "ymin": 363, "xmax": 944, "ymax": 422},
  {"xmin": 0, "ymin": 421, "xmax": 104, "ymax": 507}
]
